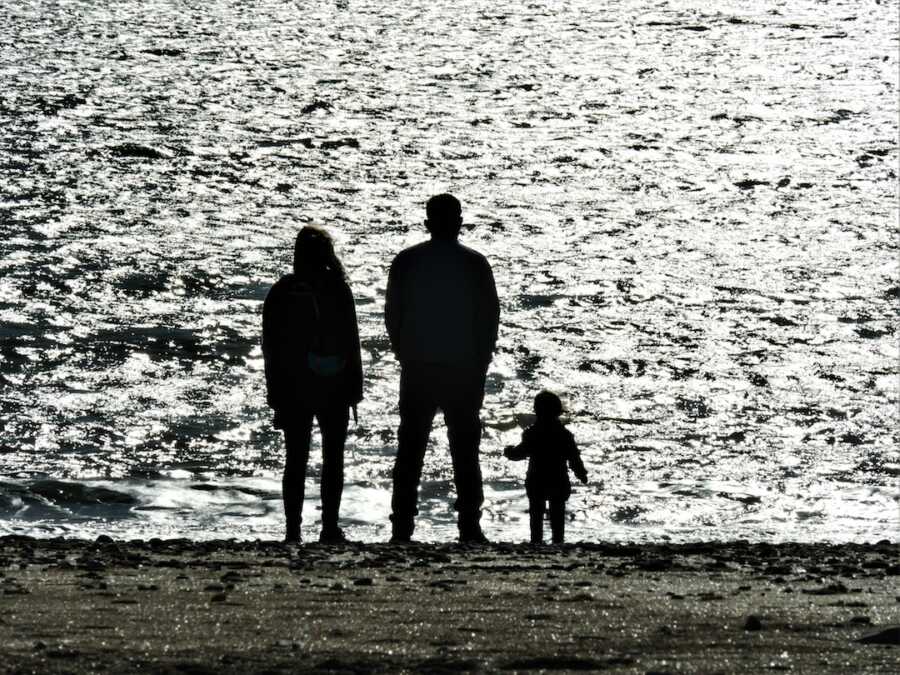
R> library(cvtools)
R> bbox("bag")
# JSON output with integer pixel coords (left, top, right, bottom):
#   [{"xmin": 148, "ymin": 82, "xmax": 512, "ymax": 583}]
[
  {"xmin": 307, "ymin": 351, "xmax": 346, "ymax": 377},
  {"xmin": 306, "ymin": 281, "xmax": 347, "ymax": 378}
]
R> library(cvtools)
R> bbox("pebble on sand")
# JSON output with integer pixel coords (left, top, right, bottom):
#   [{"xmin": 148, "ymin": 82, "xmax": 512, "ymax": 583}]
[{"xmin": 744, "ymin": 615, "xmax": 763, "ymax": 631}]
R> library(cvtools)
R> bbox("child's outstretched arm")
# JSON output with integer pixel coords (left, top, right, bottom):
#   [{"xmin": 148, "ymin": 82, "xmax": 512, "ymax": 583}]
[
  {"xmin": 503, "ymin": 443, "xmax": 529, "ymax": 461},
  {"xmin": 503, "ymin": 430, "xmax": 533, "ymax": 461}
]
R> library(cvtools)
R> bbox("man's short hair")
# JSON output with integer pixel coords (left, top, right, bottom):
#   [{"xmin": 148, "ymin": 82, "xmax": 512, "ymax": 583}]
[{"xmin": 426, "ymin": 193, "xmax": 462, "ymax": 223}]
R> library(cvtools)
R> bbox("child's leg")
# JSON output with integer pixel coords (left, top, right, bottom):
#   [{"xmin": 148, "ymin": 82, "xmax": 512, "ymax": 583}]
[
  {"xmin": 528, "ymin": 497, "xmax": 545, "ymax": 544},
  {"xmin": 549, "ymin": 498, "xmax": 566, "ymax": 543}
]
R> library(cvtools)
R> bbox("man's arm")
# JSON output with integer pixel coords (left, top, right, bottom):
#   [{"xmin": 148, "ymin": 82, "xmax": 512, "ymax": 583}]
[
  {"xmin": 384, "ymin": 256, "xmax": 404, "ymax": 362},
  {"xmin": 476, "ymin": 258, "xmax": 500, "ymax": 369}
]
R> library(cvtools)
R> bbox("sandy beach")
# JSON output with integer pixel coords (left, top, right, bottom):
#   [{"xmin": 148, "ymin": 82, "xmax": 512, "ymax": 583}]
[{"xmin": 0, "ymin": 536, "xmax": 897, "ymax": 673}]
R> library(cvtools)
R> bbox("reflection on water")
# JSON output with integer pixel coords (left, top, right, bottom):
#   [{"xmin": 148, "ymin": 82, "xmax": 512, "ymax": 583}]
[{"xmin": 0, "ymin": 0, "xmax": 897, "ymax": 542}]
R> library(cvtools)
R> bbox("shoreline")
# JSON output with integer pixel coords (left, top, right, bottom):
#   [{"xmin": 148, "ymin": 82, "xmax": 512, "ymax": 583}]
[{"xmin": 1, "ymin": 537, "xmax": 898, "ymax": 673}]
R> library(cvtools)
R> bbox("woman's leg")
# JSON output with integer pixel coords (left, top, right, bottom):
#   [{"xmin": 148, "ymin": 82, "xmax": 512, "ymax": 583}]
[
  {"xmin": 317, "ymin": 404, "xmax": 350, "ymax": 537},
  {"xmin": 282, "ymin": 414, "xmax": 314, "ymax": 542},
  {"xmin": 529, "ymin": 496, "xmax": 545, "ymax": 544},
  {"xmin": 549, "ymin": 498, "xmax": 566, "ymax": 544}
]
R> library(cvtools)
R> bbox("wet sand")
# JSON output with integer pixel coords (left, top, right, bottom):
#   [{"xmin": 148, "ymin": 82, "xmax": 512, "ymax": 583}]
[{"xmin": 0, "ymin": 536, "xmax": 897, "ymax": 673}]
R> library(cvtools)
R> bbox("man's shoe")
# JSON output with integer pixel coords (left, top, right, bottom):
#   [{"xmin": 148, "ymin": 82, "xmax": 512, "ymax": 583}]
[
  {"xmin": 458, "ymin": 528, "xmax": 489, "ymax": 545},
  {"xmin": 389, "ymin": 533, "xmax": 413, "ymax": 544},
  {"xmin": 389, "ymin": 513, "xmax": 414, "ymax": 544},
  {"xmin": 318, "ymin": 528, "xmax": 349, "ymax": 544}
]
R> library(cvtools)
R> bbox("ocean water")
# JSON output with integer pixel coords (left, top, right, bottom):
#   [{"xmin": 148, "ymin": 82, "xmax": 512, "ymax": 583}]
[{"xmin": 0, "ymin": 0, "xmax": 897, "ymax": 543}]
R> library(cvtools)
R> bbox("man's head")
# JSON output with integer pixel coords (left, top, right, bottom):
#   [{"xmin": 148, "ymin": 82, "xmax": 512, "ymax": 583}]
[
  {"xmin": 425, "ymin": 193, "xmax": 463, "ymax": 239},
  {"xmin": 534, "ymin": 390, "xmax": 563, "ymax": 420}
]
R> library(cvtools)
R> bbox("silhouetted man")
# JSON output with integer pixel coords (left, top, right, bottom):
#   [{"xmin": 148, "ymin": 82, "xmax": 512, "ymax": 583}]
[{"xmin": 385, "ymin": 194, "xmax": 500, "ymax": 543}]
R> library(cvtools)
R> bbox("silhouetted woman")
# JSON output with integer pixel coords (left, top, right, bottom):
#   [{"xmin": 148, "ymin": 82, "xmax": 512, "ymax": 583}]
[{"xmin": 262, "ymin": 226, "xmax": 362, "ymax": 543}]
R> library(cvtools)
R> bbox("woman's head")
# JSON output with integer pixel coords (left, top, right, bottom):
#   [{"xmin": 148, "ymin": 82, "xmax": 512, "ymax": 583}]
[
  {"xmin": 293, "ymin": 226, "xmax": 345, "ymax": 279},
  {"xmin": 534, "ymin": 390, "xmax": 563, "ymax": 420}
]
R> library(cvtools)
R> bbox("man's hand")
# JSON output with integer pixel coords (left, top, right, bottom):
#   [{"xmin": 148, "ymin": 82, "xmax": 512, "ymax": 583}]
[
  {"xmin": 576, "ymin": 470, "xmax": 588, "ymax": 485},
  {"xmin": 503, "ymin": 445, "xmax": 516, "ymax": 459},
  {"xmin": 351, "ymin": 405, "xmax": 358, "ymax": 424}
]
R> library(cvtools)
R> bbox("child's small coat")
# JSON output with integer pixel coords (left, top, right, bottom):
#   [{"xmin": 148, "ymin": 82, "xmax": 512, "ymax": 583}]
[{"xmin": 505, "ymin": 418, "xmax": 588, "ymax": 499}]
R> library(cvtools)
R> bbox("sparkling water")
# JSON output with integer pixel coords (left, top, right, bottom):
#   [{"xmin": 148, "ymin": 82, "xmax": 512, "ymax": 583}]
[{"xmin": 1, "ymin": 0, "xmax": 897, "ymax": 542}]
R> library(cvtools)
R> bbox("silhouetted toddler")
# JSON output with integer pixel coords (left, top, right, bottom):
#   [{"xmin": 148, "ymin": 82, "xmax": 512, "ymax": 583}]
[{"xmin": 504, "ymin": 391, "xmax": 587, "ymax": 544}]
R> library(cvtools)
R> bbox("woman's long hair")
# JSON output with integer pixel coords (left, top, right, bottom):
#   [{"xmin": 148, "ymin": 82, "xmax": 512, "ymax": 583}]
[{"xmin": 293, "ymin": 225, "xmax": 346, "ymax": 281}]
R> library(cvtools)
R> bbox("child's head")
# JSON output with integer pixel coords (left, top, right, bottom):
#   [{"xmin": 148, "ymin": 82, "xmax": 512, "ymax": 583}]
[{"xmin": 534, "ymin": 390, "xmax": 563, "ymax": 420}]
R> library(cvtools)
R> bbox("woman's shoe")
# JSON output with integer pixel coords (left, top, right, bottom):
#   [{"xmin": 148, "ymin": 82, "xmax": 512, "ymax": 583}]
[{"xmin": 458, "ymin": 527, "xmax": 489, "ymax": 545}]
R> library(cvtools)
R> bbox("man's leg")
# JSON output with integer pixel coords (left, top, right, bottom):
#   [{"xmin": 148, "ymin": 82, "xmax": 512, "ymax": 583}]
[
  {"xmin": 443, "ymin": 369, "xmax": 486, "ymax": 542},
  {"xmin": 391, "ymin": 364, "xmax": 436, "ymax": 541},
  {"xmin": 529, "ymin": 496, "xmax": 545, "ymax": 544},
  {"xmin": 549, "ymin": 498, "xmax": 566, "ymax": 544},
  {"xmin": 317, "ymin": 404, "xmax": 350, "ymax": 539},
  {"xmin": 282, "ymin": 413, "xmax": 314, "ymax": 542}
]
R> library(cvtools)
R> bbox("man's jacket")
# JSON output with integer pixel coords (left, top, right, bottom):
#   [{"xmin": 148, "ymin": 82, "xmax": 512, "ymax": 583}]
[{"xmin": 385, "ymin": 238, "xmax": 499, "ymax": 370}]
